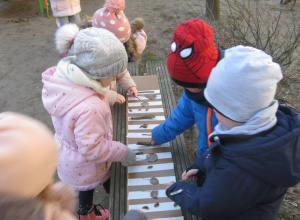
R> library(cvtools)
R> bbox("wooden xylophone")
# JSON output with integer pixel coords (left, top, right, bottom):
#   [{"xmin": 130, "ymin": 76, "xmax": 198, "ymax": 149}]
[{"xmin": 126, "ymin": 75, "xmax": 184, "ymax": 220}]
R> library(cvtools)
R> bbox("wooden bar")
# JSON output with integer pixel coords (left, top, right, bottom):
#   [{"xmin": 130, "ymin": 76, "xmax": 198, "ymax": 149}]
[
  {"xmin": 109, "ymin": 62, "xmax": 138, "ymax": 220},
  {"xmin": 110, "ymin": 61, "xmax": 201, "ymax": 220}
]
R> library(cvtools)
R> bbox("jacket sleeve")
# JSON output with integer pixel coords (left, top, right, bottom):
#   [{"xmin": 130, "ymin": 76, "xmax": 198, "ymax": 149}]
[
  {"xmin": 104, "ymin": 90, "xmax": 118, "ymax": 107},
  {"xmin": 116, "ymin": 68, "xmax": 137, "ymax": 92},
  {"xmin": 152, "ymin": 92, "xmax": 195, "ymax": 144},
  {"xmin": 74, "ymin": 103, "xmax": 128, "ymax": 163},
  {"xmin": 166, "ymin": 156, "xmax": 272, "ymax": 218}
]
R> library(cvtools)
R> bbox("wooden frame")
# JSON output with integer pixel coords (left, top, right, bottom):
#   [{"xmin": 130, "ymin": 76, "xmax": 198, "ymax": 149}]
[{"xmin": 109, "ymin": 61, "xmax": 201, "ymax": 220}]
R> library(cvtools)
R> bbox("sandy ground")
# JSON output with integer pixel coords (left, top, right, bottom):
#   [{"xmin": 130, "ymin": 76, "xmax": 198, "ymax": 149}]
[
  {"xmin": 0, "ymin": 0, "xmax": 299, "ymax": 218},
  {"xmin": 0, "ymin": 0, "xmax": 206, "ymax": 127}
]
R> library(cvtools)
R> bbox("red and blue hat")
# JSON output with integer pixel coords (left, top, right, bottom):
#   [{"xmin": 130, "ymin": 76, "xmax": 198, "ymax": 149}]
[{"xmin": 167, "ymin": 19, "xmax": 219, "ymax": 88}]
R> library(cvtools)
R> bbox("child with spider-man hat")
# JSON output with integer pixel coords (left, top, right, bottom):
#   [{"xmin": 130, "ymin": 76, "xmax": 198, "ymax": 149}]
[{"xmin": 151, "ymin": 18, "xmax": 224, "ymax": 156}]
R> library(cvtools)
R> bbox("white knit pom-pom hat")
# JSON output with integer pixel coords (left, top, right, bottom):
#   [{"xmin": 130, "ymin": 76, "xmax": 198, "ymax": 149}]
[{"xmin": 55, "ymin": 24, "xmax": 128, "ymax": 79}]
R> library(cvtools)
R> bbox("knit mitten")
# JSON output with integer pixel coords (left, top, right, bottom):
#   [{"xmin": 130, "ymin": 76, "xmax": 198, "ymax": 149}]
[
  {"xmin": 121, "ymin": 148, "xmax": 136, "ymax": 166},
  {"xmin": 122, "ymin": 210, "xmax": 147, "ymax": 220}
]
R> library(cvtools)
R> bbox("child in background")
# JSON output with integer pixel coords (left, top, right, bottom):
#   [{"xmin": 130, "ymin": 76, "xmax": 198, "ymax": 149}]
[
  {"xmin": 123, "ymin": 17, "xmax": 147, "ymax": 63},
  {"xmin": 166, "ymin": 46, "xmax": 300, "ymax": 219},
  {"xmin": 0, "ymin": 112, "xmax": 77, "ymax": 220},
  {"xmin": 151, "ymin": 19, "xmax": 223, "ymax": 156},
  {"xmin": 92, "ymin": 0, "xmax": 147, "ymax": 63},
  {"xmin": 91, "ymin": 0, "xmax": 148, "ymax": 105},
  {"xmin": 49, "ymin": 0, "xmax": 81, "ymax": 27},
  {"xmin": 41, "ymin": 24, "xmax": 136, "ymax": 220}
]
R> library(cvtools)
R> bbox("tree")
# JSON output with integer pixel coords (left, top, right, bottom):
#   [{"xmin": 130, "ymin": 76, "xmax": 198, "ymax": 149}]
[{"xmin": 206, "ymin": 0, "xmax": 220, "ymax": 20}]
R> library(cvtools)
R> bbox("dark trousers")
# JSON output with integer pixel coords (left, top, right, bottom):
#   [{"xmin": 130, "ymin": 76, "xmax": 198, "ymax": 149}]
[{"xmin": 78, "ymin": 178, "xmax": 110, "ymax": 215}]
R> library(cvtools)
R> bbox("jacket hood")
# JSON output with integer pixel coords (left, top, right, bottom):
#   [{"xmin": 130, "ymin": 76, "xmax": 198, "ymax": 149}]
[
  {"xmin": 41, "ymin": 66, "xmax": 101, "ymax": 117},
  {"xmin": 211, "ymin": 105, "xmax": 300, "ymax": 187}
]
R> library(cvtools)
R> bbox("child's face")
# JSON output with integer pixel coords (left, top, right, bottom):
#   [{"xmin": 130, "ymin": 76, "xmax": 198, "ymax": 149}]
[
  {"xmin": 186, "ymin": 87, "xmax": 204, "ymax": 93},
  {"xmin": 98, "ymin": 76, "xmax": 116, "ymax": 87},
  {"xmin": 213, "ymin": 109, "xmax": 244, "ymax": 130}
]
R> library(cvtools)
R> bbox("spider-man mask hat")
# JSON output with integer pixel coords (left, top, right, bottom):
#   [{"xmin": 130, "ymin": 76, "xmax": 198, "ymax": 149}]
[{"xmin": 167, "ymin": 19, "xmax": 219, "ymax": 88}]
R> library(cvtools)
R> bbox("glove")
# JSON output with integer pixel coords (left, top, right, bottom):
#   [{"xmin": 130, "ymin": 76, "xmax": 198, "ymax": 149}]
[{"xmin": 121, "ymin": 148, "xmax": 136, "ymax": 166}]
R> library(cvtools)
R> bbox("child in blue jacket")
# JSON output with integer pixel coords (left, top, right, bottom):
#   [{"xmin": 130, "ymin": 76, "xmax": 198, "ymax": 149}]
[
  {"xmin": 151, "ymin": 19, "xmax": 224, "ymax": 156},
  {"xmin": 166, "ymin": 46, "xmax": 300, "ymax": 219}
]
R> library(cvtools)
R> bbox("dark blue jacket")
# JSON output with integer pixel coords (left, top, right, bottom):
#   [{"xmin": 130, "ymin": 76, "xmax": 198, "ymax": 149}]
[{"xmin": 166, "ymin": 105, "xmax": 300, "ymax": 219}]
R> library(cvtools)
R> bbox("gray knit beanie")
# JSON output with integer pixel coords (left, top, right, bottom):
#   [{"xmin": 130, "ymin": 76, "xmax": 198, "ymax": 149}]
[
  {"xmin": 55, "ymin": 24, "xmax": 127, "ymax": 79},
  {"xmin": 204, "ymin": 45, "xmax": 283, "ymax": 123}
]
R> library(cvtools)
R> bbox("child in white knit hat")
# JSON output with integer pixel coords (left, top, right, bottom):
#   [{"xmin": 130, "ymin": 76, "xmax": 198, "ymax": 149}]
[
  {"xmin": 165, "ymin": 46, "xmax": 300, "ymax": 219},
  {"xmin": 41, "ymin": 24, "xmax": 136, "ymax": 220},
  {"xmin": 0, "ymin": 112, "xmax": 77, "ymax": 220}
]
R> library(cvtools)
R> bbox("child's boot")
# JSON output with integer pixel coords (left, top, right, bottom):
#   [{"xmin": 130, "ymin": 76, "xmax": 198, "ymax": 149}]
[{"xmin": 78, "ymin": 204, "xmax": 109, "ymax": 220}]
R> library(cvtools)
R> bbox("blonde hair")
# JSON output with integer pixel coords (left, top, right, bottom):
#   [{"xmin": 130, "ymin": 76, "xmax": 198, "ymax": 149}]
[{"xmin": 79, "ymin": 15, "xmax": 93, "ymax": 30}]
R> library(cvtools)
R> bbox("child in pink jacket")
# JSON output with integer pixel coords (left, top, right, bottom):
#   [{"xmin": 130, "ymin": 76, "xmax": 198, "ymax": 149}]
[
  {"xmin": 0, "ymin": 112, "xmax": 77, "ymax": 220},
  {"xmin": 49, "ymin": 0, "xmax": 81, "ymax": 27},
  {"xmin": 41, "ymin": 24, "xmax": 136, "ymax": 220}
]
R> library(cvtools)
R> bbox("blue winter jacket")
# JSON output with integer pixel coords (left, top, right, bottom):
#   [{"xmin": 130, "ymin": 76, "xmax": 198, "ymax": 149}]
[
  {"xmin": 152, "ymin": 91, "xmax": 218, "ymax": 156},
  {"xmin": 166, "ymin": 105, "xmax": 300, "ymax": 219}
]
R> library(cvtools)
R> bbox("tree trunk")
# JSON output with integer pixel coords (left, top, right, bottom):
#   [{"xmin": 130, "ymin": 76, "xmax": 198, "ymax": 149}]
[{"xmin": 206, "ymin": 0, "xmax": 220, "ymax": 20}]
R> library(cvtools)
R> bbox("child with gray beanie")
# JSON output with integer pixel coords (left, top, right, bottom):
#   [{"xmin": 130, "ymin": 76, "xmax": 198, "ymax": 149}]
[
  {"xmin": 41, "ymin": 24, "xmax": 136, "ymax": 220},
  {"xmin": 165, "ymin": 46, "xmax": 300, "ymax": 219}
]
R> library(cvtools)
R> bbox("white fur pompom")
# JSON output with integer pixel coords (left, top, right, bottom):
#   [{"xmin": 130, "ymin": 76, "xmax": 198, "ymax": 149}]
[{"xmin": 55, "ymin": 24, "xmax": 80, "ymax": 54}]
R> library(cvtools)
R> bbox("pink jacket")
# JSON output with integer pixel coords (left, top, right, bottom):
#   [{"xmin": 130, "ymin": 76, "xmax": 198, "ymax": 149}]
[
  {"xmin": 49, "ymin": 0, "xmax": 81, "ymax": 17},
  {"xmin": 41, "ymin": 66, "xmax": 128, "ymax": 191}
]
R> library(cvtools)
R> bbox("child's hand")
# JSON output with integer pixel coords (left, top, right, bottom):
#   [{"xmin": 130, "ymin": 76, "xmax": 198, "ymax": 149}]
[
  {"xmin": 166, "ymin": 181, "xmax": 175, "ymax": 189},
  {"xmin": 150, "ymin": 137, "xmax": 156, "ymax": 145},
  {"xmin": 116, "ymin": 94, "xmax": 125, "ymax": 104},
  {"xmin": 127, "ymin": 86, "xmax": 138, "ymax": 97},
  {"xmin": 182, "ymin": 169, "xmax": 198, "ymax": 182}
]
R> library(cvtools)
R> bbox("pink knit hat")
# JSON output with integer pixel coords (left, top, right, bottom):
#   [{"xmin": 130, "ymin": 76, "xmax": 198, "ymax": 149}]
[
  {"xmin": 0, "ymin": 112, "xmax": 58, "ymax": 198},
  {"xmin": 92, "ymin": 0, "xmax": 131, "ymax": 43}
]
